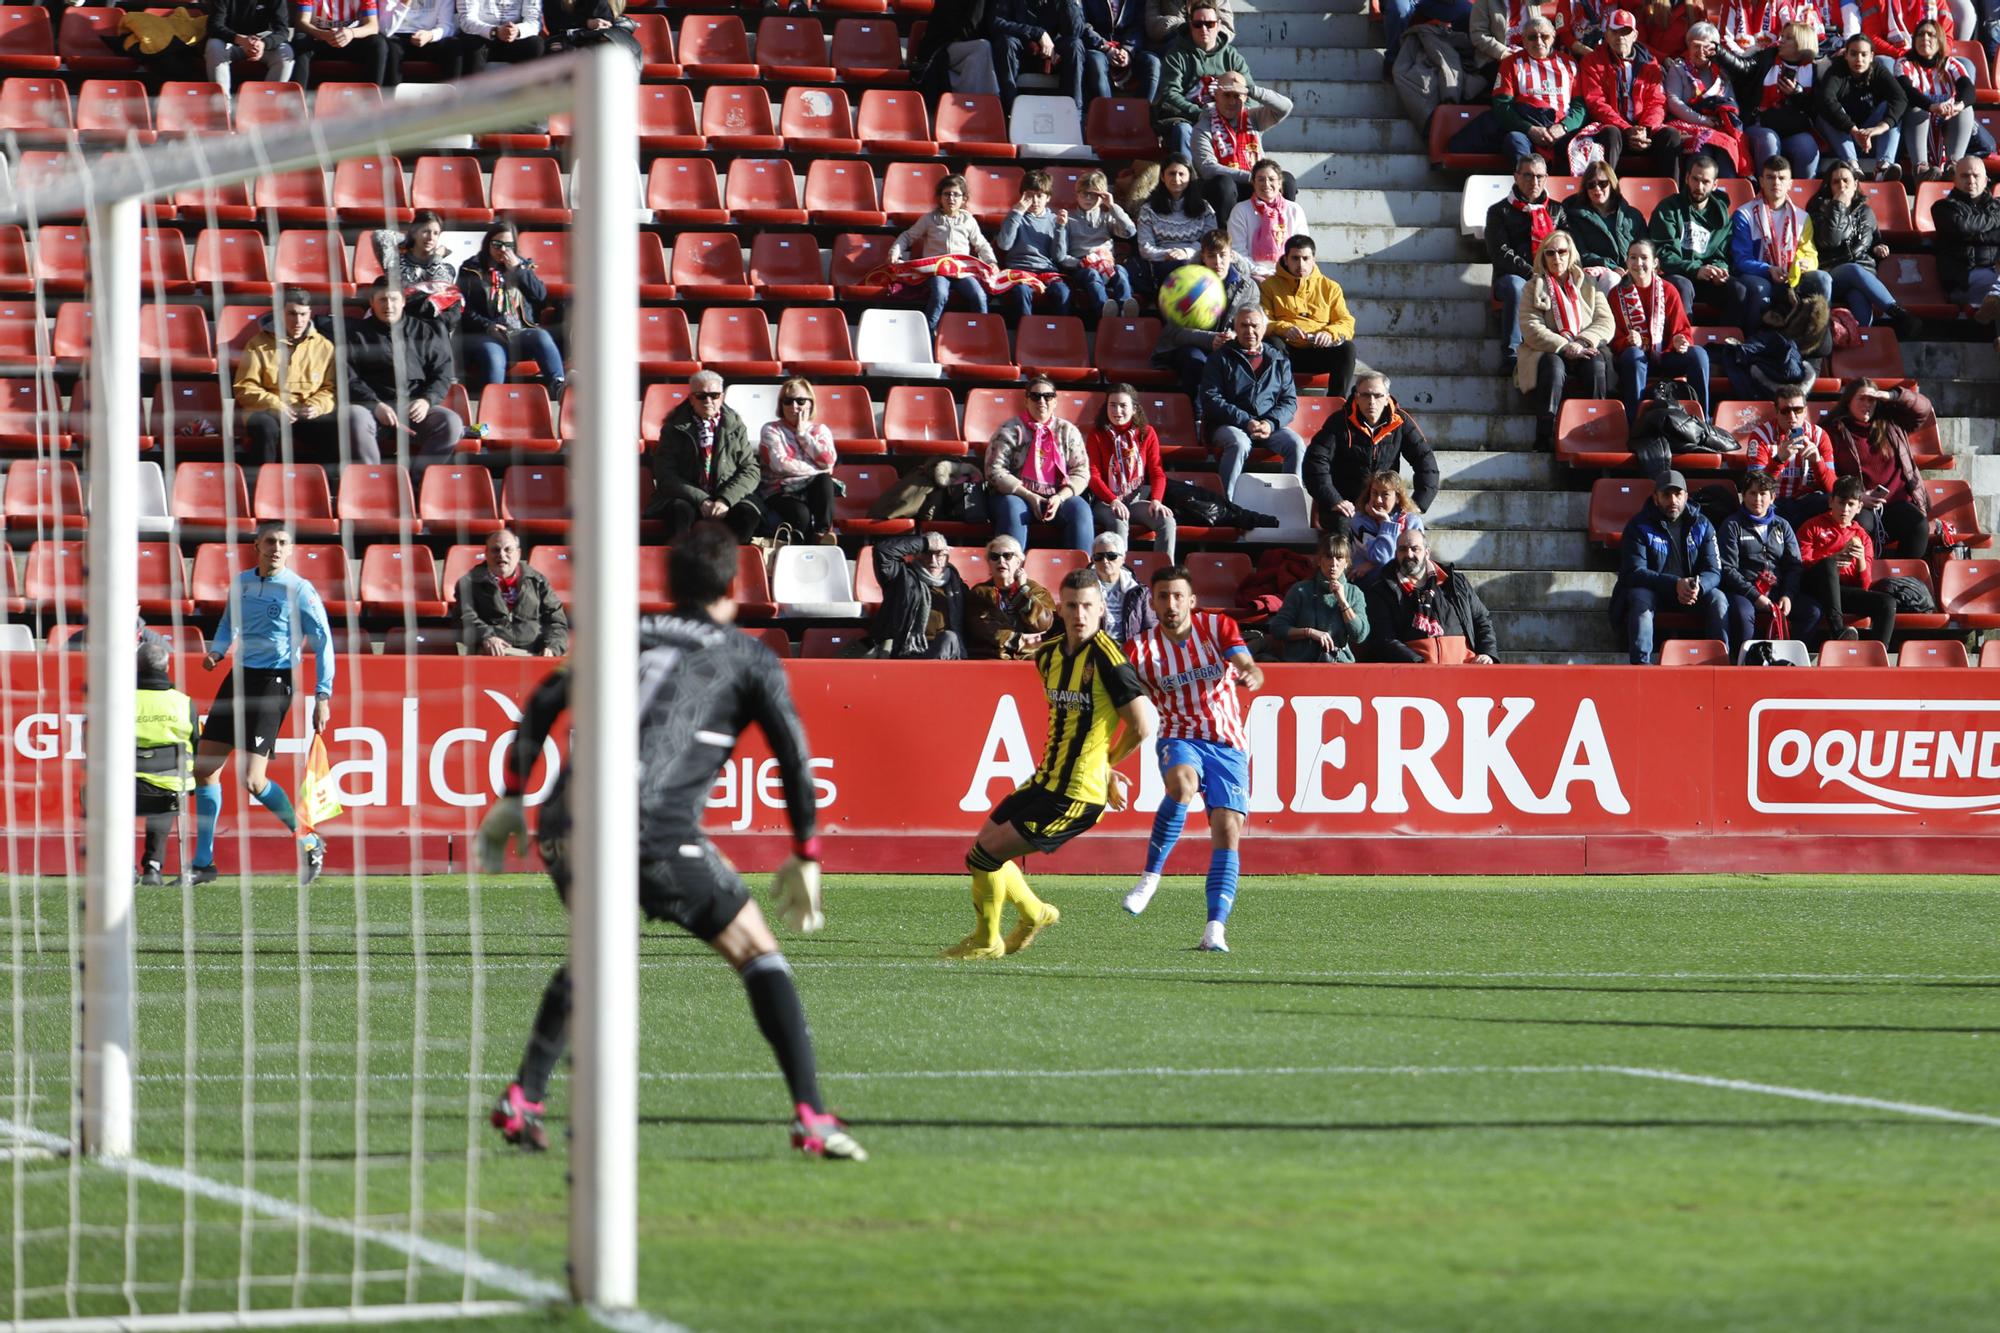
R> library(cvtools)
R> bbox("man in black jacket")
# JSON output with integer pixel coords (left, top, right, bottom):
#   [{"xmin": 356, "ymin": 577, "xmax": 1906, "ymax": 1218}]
[
  {"xmin": 1485, "ymin": 154, "xmax": 1555, "ymax": 376},
  {"xmin": 1935, "ymin": 155, "xmax": 2000, "ymax": 322},
  {"xmin": 914, "ymin": 0, "xmax": 1000, "ymax": 98},
  {"xmin": 203, "ymin": 0, "xmax": 295, "ymax": 93},
  {"xmin": 344, "ymin": 280, "xmax": 465, "ymax": 456},
  {"xmin": 1304, "ymin": 373, "xmax": 1439, "ymax": 530},
  {"xmin": 1718, "ymin": 469, "xmax": 1810, "ymax": 652},
  {"xmin": 988, "ymin": 0, "xmax": 1088, "ymax": 111},
  {"xmin": 871, "ymin": 531, "xmax": 969, "ymax": 658},
  {"xmin": 1813, "ymin": 35, "xmax": 1908, "ymax": 182},
  {"xmin": 1364, "ymin": 527, "xmax": 1500, "ymax": 663}
]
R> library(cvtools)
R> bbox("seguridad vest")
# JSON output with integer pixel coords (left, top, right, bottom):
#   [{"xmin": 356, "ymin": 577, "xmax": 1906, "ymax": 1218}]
[{"xmin": 135, "ymin": 686, "xmax": 196, "ymax": 793}]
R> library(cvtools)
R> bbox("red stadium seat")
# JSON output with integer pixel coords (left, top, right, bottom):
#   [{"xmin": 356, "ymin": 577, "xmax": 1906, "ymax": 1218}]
[
  {"xmin": 751, "ymin": 232, "xmax": 835, "ymax": 302},
  {"xmin": 778, "ymin": 307, "xmax": 862, "ymax": 378},
  {"xmin": 1659, "ymin": 638, "xmax": 1728, "ymax": 665},
  {"xmin": 679, "ymin": 13, "xmax": 756, "ymax": 79},
  {"xmin": 155, "ymin": 81, "xmax": 229, "ymax": 136},
  {"xmin": 883, "ymin": 385, "xmax": 964, "ymax": 455},
  {"xmin": 1095, "ymin": 317, "xmax": 1173, "ymax": 386},
  {"xmin": 829, "ymin": 18, "xmax": 906, "ymax": 81},
  {"xmin": 215, "ymin": 304, "xmax": 266, "ymax": 356},
  {"xmin": 816, "ymin": 384, "xmax": 883, "ymax": 455},
  {"xmin": 273, "ymin": 230, "xmax": 352, "ymax": 296},
  {"xmin": 1015, "ymin": 316, "xmax": 1092, "ymax": 383},
  {"xmin": 1939, "ymin": 558, "xmax": 2000, "ymax": 629},
  {"xmin": 32, "ymin": 224, "xmax": 88, "ymax": 294},
  {"xmin": 671, "ymin": 232, "xmax": 754, "ymax": 302},
  {"xmin": 803, "ymin": 160, "xmax": 886, "ymax": 229},
  {"xmin": 800, "ymin": 627, "xmax": 870, "ymax": 657},
  {"xmin": 291, "ymin": 544, "xmax": 355, "ymax": 618},
  {"xmin": 1898, "ymin": 639, "xmax": 1970, "ymax": 668},
  {"xmin": 1829, "ymin": 327, "xmax": 1911, "ymax": 388},
  {"xmin": 636, "ymin": 85, "xmax": 703, "ymax": 152},
  {"xmin": 0, "ymin": 376, "xmax": 61, "ymax": 451},
  {"xmin": 832, "ymin": 463, "xmax": 915, "ymax": 537},
  {"xmin": 337, "ymin": 463, "xmax": 420, "ymax": 537},
  {"xmin": 1913, "ymin": 180, "xmax": 1955, "ymax": 234},
  {"xmin": 383, "ymin": 627, "xmax": 459, "ymax": 654},
  {"xmin": 501, "ymin": 464, "xmax": 571, "ymax": 538},
  {"xmin": 964, "ymin": 164, "xmax": 1023, "ymax": 223},
  {"xmin": 703, "ymin": 85, "xmax": 783, "ymax": 153},
  {"xmin": 1084, "ymin": 96, "xmax": 1157, "ymax": 160},
  {"xmin": 755, "ymin": 14, "xmax": 833, "ymax": 82},
  {"xmin": 49, "ymin": 302, "xmax": 90, "ymax": 370},
  {"xmin": 360, "ymin": 544, "xmax": 445, "ymax": 620},
  {"xmin": 515, "ymin": 231, "xmax": 570, "ymax": 298},
  {"xmin": 1616, "ymin": 176, "xmax": 1675, "ymax": 217},
  {"xmin": 881, "ymin": 161, "xmax": 949, "ymax": 225},
  {"xmin": 636, "ymin": 307, "xmax": 699, "ymax": 379},
  {"xmin": 141, "ymin": 228, "xmax": 194, "ymax": 295},
  {"xmin": 1024, "ymin": 549, "xmax": 1087, "ymax": 591},
  {"xmin": 1588, "ymin": 477, "xmax": 1653, "ymax": 547},
  {"xmin": 641, "ymin": 383, "xmax": 689, "ymax": 441},
  {"xmin": 0, "ymin": 6, "xmax": 58, "ymax": 70},
  {"xmin": 1950, "ymin": 38, "xmax": 1996, "ymax": 104},
  {"xmin": 725, "ymin": 158, "xmax": 806, "ymax": 227},
  {"xmin": 172, "ymin": 462, "xmax": 254, "ymax": 535},
  {"xmin": 255, "ymin": 168, "xmax": 333, "ymax": 225},
  {"xmin": 173, "ymin": 179, "xmax": 255, "ymax": 224},
  {"xmin": 418, "ymin": 464, "xmax": 501, "ymax": 539},
  {"xmin": 1556, "ymin": 398, "xmax": 1632, "ymax": 469},
  {"xmin": 254, "ymin": 463, "xmax": 338, "ymax": 538},
  {"xmin": 0, "ymin": 302, "xmax": 43, "ymax": 377},
  {"xmin": 858, "ymin": 88, "xmax": 936, "ymax": 155},
  {"xmin": 1138, "ymin": 391, "xmax": 1198, "ymax": 456},
  {"xmin": 151, "ymin": 380, "xmax": 227, "ymax": 453},
  {"xmin": 190, "ymin": 542, "xmax": 248, "ymax": 615},
  {"xmin": 23, "ymin": 539, "xmax": 84, "ymax": 610},
  {"xmin": 75, "ymin": 78, "xmax": 152, "ymax": 142},
  {"xmin": 935, "ymin": 313, "xmax": 1019, "ymax": 382},
  {"xmin": 1858, "ymin": 180, "xmax": 1915, "ymax": 241},
  {"xmin": 236, "ymin": 81, "xmax": 305, "ymax": 131},
  {"xmin": 478, "ymin": 384, "xmax": 561, "ymax": 453},
  {"xmin": 962, "ymin": 387, "xmax": 1022, "ymax": 445},
  {"xmin": 647, "ymin": 157, "xmax": 728, "ymax": 226},
  {"xmin": 745, "ymin": 626, "xmax": 793, "ymax": 657},
  {"xmin": 1871, "ymin": 557, "xmax": 1948, "ymax": 630},
  {"xmin": 936, "ymin": 92, "xmax": 1014, "ymax": 158},
  {"xmin": 1926, "ymin": 479, "xmax": 1993, "ymax": 547},
  {"xmin": 331, "ymin": 156, "xmax": 413, "ymax": 225},
  {"xmin": 4, "ymin": 458, "xmax": 84, "ymax": 530},
  {"xmin": 696, "ymin": 307, "xmax": 782, "ymax": 378},
  {"xmin": 1982, "ymin": 640, "xmax": 2000, "ymax": 668},
  {"xmin": 777, "ymin": 84, "xmax": 859, "ymax": 155},
  {"xmin": 0, "ymin": 226, "xmax": 23, "ymax": 293},
  {"xmin": 59, "ymin": 7, "xmax": 136, "ymax": 75},
  {"xmin": 140, "ymin": 305, "xmax": 215, "ymax": 376},
  {"xmin": 832, "ymin": 233, "xmax": 895, "ymax": 300},
  {"xmin": 627, "ymin": 12, "xmax": 678, "ymax": 78},
  {"xmin": 1817, "ymin": 639, "xmax": 1889, "ymax": 667},
  {"xmin": 313, "ymin": 81, "xmax": 383, "ymax": 122},
  {"xmin": 1429, "ymin": 104, "xmax": 1499, "ymax": 170},
  {"xmin": 1183, "ymin": 551, "xmax": 1253, "ymax": 611},
  {"xmin": 637, "ymin": 544, "xmax": 671, "ymax": 613},
  {"xmin": 410, "ymin": 155, "xmax": 492, "ymax": 225},
  {"xmin": 734, "ymin": 545, "xmax": 777, "ymax": 618},
  {"xmin": 490, "ymin": 156, "xmax": 570, "ymax": 225},
  {"xmin": 527, "ymin": 543, "xmax": 572, "ymax": 598},
  {"xmin": 440, "ymin": 544, "xmax": 484, "ymax": 609},
  {"xmin": 0, "ymin": 75, "xmax": 71, "ymax": 141},
  {"xmin": 635, "ymin": 230, "xmax": 672, "ymax": 303}
]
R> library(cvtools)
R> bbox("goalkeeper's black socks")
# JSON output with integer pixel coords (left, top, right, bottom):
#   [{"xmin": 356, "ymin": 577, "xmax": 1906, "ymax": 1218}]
[
  {"xmin": 740, "ymin": 952, "xmax": 824, "ymax": 1114},
  {"xmin": 517, "ymin": 965, "xmax": 573, "ymax": 1105}
]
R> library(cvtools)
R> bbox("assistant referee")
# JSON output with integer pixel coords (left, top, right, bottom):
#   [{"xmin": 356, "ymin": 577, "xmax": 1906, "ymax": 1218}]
[{"xmin": 190, "ymin": 520, "xmax": 336, "ymax": 886}]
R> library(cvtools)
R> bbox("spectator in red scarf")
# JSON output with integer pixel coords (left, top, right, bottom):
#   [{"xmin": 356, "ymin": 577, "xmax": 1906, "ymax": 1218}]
[
  {"xmin": 458, "ymin": 529, "xmax": 569, "ymax": 657},
  {"xmin": 1795, "ymin": 475, "xmax": 1896, "ymax": 646},
  {"xmin": 647, "ymin": 370, "xmax": 763, "ymax": 540},
  {"xmin": 1728, "ymin": 153, "xmax": 1833, "ymax": 329},
  {"xmin": 1486, "ymin": 153, "xmax": 1556, "ymax": 375},
  {"xmin": 1662, "ymin": 23, "xmax": 1748, "ymax": 174},
  {"xmin": 1579, "ymin": 10, "xmax": 1684, "ymax": 175},
  {"xmin": 1899, "ymin": 21, "xmax": 1982, "ymax": 183},
  {"xmin": 1609, "ymin": 238, "xmax": 1710, "ymax": 420},
  {"xmin": 1516, "ymin": 230, "xmax": 1615, "ymax": 445},
  {"xmin": 1362, "ymin": 527, "xmax": 1501, "ymax": 663},
  {"xmin": 1225, "ymin": 159, "xmax": 1308, "ymax": 280},
  {"xmin": 1746, "ymin": 383, "xmax": 1837, "ymax": 526},
  {"xmin": 1494, "ymin": 17, "xmax": 1588, "ymax": 166},
  {"xmin": 1085, "ymin": 385, "xmax": 1177, "ymax": 560},
  {"xmin": 1193, "ymin": 72, "xmax": 1296, "ymax": 222},
  {"xmin": 1825, "ymin": 378, "xmax": 1933, "ymax": 558}
]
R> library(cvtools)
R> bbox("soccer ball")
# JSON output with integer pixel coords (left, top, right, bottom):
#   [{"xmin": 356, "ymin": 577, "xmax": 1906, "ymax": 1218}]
[{"xmin": 1159, "ymin": 264, "xmax": 1226, "ymax": 329}]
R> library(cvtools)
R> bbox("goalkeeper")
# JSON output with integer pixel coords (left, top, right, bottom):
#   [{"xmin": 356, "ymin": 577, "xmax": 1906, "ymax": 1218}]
[{"xmin": 477, "ymin": 523, "xmax": 863, "ymax": 1162}]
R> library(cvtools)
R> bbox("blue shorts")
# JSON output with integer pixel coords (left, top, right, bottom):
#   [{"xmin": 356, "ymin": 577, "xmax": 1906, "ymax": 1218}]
[{"xmin": 1159, "ymin": 737, "xmax": 1249, "ymax": 815}]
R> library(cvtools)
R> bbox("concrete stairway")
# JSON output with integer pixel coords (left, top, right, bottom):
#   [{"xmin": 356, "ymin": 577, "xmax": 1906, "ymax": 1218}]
[{"xmin": 1233, "ymin": 0, "xmax": 1999, "ymax": 662}]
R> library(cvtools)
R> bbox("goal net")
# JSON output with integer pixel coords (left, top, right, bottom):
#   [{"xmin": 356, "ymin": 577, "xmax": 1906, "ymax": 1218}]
[{"xmin": 1, "ymin": 47, "xmax": 643, "ymax": 1328}]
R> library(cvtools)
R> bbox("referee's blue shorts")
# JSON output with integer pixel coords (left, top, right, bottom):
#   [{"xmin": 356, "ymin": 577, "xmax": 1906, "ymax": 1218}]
[{"xmin": 1158, "ymin": 736, "xmax": 1249, "ymax": 815}]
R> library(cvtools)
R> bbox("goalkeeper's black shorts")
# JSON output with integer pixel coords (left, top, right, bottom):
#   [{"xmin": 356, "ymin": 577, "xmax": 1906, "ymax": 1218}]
[
  {"xmin": 537, "ymin": 794, "xmax": 749, "ymax": 942},
  {"xmin": 991, "ymin": 783, "xmax": 1103, "ymax": 856}
]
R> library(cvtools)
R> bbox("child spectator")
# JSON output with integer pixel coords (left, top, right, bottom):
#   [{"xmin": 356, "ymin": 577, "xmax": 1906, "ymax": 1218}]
[
  {"xmin": 889, "ymin": 173, "xmax": 999, "ymax": 335},
  {"xmin": 1063, "ymin": 170, "xmax": 1141, "ymax": 319},
  {"xmin": 996, "ymin": 169, "xmax": 1072, "ymax": 319}
]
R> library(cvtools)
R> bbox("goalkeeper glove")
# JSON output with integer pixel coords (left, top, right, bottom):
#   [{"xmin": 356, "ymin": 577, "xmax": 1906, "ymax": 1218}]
[
  {"xmin": 475, "ymin": 795, "xmax": 527, "ymax": 874},
  {"xmin": 771, "ymin": 854, "xmax": 824, "ymax": 934}
]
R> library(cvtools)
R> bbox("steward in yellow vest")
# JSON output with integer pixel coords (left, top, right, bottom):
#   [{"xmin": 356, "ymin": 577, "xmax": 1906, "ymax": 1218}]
[{"xmin": 134, "ymin": 638, "xmax": 197, "ymax": 885}]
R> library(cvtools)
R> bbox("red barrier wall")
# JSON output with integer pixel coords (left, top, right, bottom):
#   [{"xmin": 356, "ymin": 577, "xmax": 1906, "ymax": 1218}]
[{"xmin": 7, "ymin": 654, "xmax": 1998, "ymax": 876}]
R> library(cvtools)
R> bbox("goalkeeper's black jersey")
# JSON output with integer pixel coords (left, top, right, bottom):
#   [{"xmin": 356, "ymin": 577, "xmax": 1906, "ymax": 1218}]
[{"xmin": 506, "ymin": 612, "xmax": 819, "ymax": 857}]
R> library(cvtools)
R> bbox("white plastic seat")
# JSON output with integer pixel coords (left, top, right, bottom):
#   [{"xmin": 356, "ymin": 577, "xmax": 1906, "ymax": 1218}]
[
  {"xmin": 1008, "ymin": 94, "xmax": 1088, "ymax": 158},
  {"xmin": 1741, "ymin": 639, "xmax": 1811, "ymax": 667},
  {"xmin": 390, "ymin": 84, "xmax": 477, "ymax": 150},
  {"xmin": 1231, "ymin": 473, "xmax": 1314, "ymax": 543},
  {"xmin": 770, "ymin": 546, "xmax": 863, "ymax": 618},
  {"xmin": 723, "ymin": 383, "xmax": 779, "ymax": 440},
  {"xmin": 1460, "ymin": 174, "xmax": 1511, "ymax": 241},
  {"xmin": 856, "ymin": 309, "xmax": 942, "ymax": 379},
  {"xmin": 0, "ymin": 623, "xmax": 31, "ymax": 652},
  {"xmin": 135, "ymin": 459, "xmax": 173, "ymax": 537}
]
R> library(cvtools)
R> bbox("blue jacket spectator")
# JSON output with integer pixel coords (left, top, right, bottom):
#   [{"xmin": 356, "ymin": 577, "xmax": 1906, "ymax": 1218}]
[
  {"xmin": 1609, "ymin": 471, "xmax": 1728, "ymax": 664},
  {"xmin": 1197, "ymin": 305, "xmax": 1303, "ymax": 502}
]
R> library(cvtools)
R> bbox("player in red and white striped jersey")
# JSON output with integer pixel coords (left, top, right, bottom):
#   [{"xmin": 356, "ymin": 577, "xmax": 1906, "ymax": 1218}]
[{"xmin": 1121, "ymin": 566, "xmax": 1263, "ymax": 952}]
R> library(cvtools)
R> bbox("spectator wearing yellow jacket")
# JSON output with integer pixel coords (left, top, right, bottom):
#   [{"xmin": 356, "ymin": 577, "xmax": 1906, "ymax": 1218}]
[
  {"xmin": 1259, "ymin": 235, "xmax": 1357, "ymax": 394},
  {"xmin": 232, "ymin": 288, "xmax": 367, "ymax": 463}
]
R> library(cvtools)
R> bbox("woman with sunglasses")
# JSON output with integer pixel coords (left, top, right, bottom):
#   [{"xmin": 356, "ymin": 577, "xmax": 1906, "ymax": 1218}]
[
  {"xmin": 456, "ymin": 221, "xmax": 565, "ymax": 398},
  {"xmin": 1516, "ymin": 230, "xmax": 1615, "ymax": 445},
  {"xmin": 757, "ymin": 377, "xmax": 839, "ymax": 542},
  {"xmin": 1560, "ymin": 160, "xmax": 1647, "ymax": 293},
  {"xmin": 984, "ymin": 376, "xmax": 1094, "ymax": 552}
]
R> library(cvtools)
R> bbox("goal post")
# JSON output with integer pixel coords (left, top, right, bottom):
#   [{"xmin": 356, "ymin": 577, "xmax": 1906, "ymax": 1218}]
[{"xmin": 1, "ymin": 46, "xmax": 642, "ymax": 1318}]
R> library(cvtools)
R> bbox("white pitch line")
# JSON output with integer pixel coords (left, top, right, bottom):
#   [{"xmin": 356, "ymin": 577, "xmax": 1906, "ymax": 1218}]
[
  {"xmin": 1604, "ymin": 1067, "xmax": 2000, "ymax": 1129},
  {"xmin": 0, "ymin": 1117, "xmax": 691, "ymax": 1333}
]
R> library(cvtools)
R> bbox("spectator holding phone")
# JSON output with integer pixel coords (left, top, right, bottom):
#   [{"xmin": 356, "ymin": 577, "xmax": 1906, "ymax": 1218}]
[{"xmin": 1745, "ymin": 384, "xmax": 1836, "ymax": 526}]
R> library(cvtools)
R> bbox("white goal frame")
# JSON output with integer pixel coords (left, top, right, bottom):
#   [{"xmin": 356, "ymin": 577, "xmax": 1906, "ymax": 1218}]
[{"xmin": 0, "ymin": 47, "xmax": 643, "ymax": 1312}]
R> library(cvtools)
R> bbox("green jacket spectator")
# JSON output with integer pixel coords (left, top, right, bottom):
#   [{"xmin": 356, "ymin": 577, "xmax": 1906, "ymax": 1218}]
[{"xmin": 1266, "ymin": 567, "xmax": 1370, "ymax": 662}]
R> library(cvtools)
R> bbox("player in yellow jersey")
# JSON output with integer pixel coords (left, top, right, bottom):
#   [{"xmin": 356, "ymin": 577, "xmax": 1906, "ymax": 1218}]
[{"xmin": 945, "ymin": 568, "xmax": 1159, "ymax": 960}]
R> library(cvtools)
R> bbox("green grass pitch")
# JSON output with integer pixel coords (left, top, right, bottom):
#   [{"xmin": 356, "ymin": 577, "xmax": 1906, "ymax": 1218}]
[{"xmin": 4, "ymin": 872, "xmax": 1999, "ymax": 1331}]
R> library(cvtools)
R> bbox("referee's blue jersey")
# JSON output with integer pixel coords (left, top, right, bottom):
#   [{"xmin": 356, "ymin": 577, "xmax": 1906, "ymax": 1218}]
[{"xmin": 211, "ymin": 569, "xmax": 336, "ymax": 697}]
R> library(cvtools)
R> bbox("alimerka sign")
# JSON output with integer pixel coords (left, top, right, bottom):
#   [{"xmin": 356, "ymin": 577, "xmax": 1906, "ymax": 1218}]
[{"xmin": 3, "ymin": 656, "xmax": 1995, "ymax": 873}]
